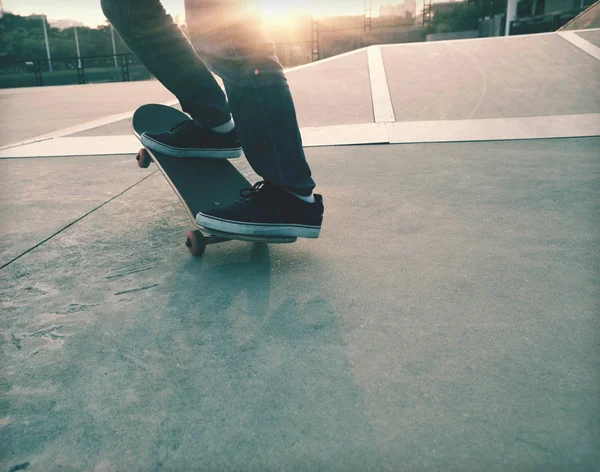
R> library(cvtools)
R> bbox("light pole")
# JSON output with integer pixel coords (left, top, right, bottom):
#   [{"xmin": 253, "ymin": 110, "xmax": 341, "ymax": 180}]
[
  {"xmin": 505, "ymin": 0, "xmax": 517, "ymax": 36},
  {"xmin": 40, "ymin": 15, "xmax": 53, "ymax": 72},
  {"xmin": 364, "ymin": 0, "xmax": 372, "ymax": 31},
  {"xmin": 74, "ymin": 26, "xmax": 82, "ymax": 69},
  {"xmin": 110, "ymin": 25, "xmax": 118, "ymax": 68}
]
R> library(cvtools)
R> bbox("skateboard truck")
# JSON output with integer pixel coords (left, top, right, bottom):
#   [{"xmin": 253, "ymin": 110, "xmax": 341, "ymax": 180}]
[{"xmin": 185, "ymin": 230, "xmax": 230, "ymax": 257}]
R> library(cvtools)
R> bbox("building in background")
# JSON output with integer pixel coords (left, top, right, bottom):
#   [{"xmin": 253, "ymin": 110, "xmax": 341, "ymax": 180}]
[{"xmin": 509, "ymin": 0, "xmax": 596, "ymax": 34}]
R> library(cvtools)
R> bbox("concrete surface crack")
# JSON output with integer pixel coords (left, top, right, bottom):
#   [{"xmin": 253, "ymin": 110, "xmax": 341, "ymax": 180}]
[
  {"xmin": 114, "ymin": 284, "xmax": 160, "ymax": 296},
  {"xmin": 106, "ymin": 266, "xmax": 157, "ymax": 280},
  {"xmin": 0, "ymin": 170, "xmax": 158, "ymax": 271}
]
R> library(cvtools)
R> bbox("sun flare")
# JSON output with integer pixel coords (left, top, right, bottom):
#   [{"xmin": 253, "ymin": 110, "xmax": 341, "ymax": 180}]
[{"xmin": 257, "ymin": 0, "xmax": 311, "ymax": 25}]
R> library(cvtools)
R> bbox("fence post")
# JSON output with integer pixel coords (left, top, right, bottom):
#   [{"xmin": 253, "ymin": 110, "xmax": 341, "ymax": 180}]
[
  {"xmin": 34, "ymin": 60, "xmax": 43, "ymax": 86},
  {"xmin": 505, "ymin": 0, "xmax": 518, "ymax": 35},
  {"xmin": 311, "ymin": 14, "xmax": 319, "ymax": 61},
  {"xmin": 77, "ymin": 62, "xmax": 86, "ymax": 84},
  {"xmin": 120, "ymin": 54, "xmax": 130, "ymax": 82},
  {"xmin": 364, "ymin": 0, "xmax": 372, "ymax": 31}
]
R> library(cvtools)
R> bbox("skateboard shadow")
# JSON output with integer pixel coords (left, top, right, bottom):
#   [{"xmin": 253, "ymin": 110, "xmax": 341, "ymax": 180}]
[{"xmin": 153, "ymin": 243, "xmax": 384, "ymax": 469}]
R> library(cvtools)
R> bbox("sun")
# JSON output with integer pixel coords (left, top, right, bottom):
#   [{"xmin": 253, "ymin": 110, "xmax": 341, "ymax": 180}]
[{"xmin": 257, "ymin": 0, "xmax": 312, "ymax": 24}]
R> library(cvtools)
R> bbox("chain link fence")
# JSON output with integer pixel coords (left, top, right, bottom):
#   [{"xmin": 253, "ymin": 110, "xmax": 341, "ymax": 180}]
[
  {"xmin": 2, "ymin": 6, "xmax": 427, "ymax": 89},
  {"xmin": 0, "ymin": 53, "xmax": 151, "ymax": 89}
]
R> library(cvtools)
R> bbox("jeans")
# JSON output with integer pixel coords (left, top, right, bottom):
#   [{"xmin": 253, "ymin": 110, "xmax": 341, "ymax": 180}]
[{"xmin": 101, "ymin": 0, "xmax": 315, "ymax": 195}]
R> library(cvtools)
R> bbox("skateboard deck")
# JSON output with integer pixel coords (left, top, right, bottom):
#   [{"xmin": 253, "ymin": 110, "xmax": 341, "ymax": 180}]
[{"xmin": 132, "ymin": 104, "xmax": 296, "ymax": 256}]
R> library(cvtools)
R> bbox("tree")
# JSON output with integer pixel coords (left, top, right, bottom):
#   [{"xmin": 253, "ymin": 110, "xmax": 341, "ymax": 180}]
[
  {"xmin": 428, "ymin": 0, "xmax": 507, "ymax": 33},
  {"xmin": 0, "ymin": 13, "xmax": 130, "ymax": 63}
]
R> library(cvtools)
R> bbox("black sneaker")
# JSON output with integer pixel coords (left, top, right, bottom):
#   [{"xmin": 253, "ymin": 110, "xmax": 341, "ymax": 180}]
[
  {"xmin": 196, "ymin": 181, "xmax": 323, "ymax": 238},
  {"xmin": 141, "ymin": 119, "xmax": 242, "ymax": 158}
]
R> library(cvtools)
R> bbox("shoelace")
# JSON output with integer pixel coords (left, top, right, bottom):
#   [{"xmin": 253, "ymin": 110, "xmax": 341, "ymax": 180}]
[
  {"xmin": 169, "ymin": 119, "xmax": 196, "ymax": 134},
  {"xmin": 239, "ymin": 181, "xmax": 271, "ymax": 199}
]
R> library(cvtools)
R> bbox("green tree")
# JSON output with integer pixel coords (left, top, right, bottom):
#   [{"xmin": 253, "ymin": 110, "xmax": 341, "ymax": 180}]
[
  {"xmin": 429, "ymin": 0, "xmax": 507, "ymax": 33},
  {"xmin": 0, "ymin": 13, "xmax": 131, "ymax": 63}
]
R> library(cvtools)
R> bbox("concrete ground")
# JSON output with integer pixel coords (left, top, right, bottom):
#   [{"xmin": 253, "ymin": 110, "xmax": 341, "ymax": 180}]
[{"xmin": 1, "ymin": 30, "xmax": 599, "ymax": 471}]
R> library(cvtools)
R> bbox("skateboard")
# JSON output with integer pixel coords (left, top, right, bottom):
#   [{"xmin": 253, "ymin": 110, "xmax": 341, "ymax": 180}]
[{"xmin": 132, "ymin": 104, "xmax": 296, "ymax": 256}]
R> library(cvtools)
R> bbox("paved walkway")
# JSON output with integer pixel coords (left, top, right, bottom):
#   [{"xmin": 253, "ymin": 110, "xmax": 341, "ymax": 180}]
[{"xmin": 1, "ymin": 30, "xmax": 599, "ymax": 471}]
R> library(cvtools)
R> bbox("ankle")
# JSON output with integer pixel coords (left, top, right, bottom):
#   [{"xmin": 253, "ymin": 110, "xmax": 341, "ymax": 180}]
[
  {"xmin": 193, "ymin": 117, "xmax": 235, "ymax": 134},
  {"xmin": 211, "ymin": 118, "xmax": 235, "ymax": 134},
  {"xmin": 286, "ymin": 190, "xmax": 315, "ymax": 203}
]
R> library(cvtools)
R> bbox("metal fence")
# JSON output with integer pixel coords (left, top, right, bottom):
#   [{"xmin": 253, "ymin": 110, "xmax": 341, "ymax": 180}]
[
  {"xmin": 0, "ymin": 46, "xmax": 316, "ymax": 89},
  {"xmin": 0, "ymin": 53, "xmax": 151, "ymax": 89},
  {"xmin": 318, "ymin": 14, "xmax": 418, "ymax": 32},
  {"xmin": 275, "ymin": 42, "xmax": 314, "ymax": 67},
  {"xmin": 2, "ymin": 8, "xmax": 428, "ymax": 89},
  {"xmin": 509, "ymin": 7, "xmax": 589, "ymax": 35}
]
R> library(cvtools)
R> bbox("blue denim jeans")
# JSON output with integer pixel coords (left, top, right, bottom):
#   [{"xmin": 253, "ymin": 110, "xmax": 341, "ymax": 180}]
[{"xmin": 101, "ymin": 0, "xmax": 315, "ymax": 195}]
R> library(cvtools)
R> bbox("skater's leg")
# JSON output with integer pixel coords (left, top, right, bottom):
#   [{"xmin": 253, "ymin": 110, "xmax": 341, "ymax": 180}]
[
  {"xmin": 187, "ymin": 1, "xmax": 323, "ymax": 238},
  {"xmin": 186, "ymin": 0, "xmax": 315, "ymax": 196},
  {"xmin": 101, "ymin": 0, "xmax": 230, "ymax": 127}
]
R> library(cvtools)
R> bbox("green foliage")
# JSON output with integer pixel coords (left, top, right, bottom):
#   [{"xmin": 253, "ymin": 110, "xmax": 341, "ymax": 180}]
[
  {"xmin": 428, "ymin": 0, "xmax": 508, "ymax": 33},
  {"xmin": 430, "ymin": 3, "xmax": 481, "ymax": 33},
  {"xmin": 0, "ymin": 13, "xmax": 130, "ymax": 63},
  {"xmin": 517, "ymin": 0, "xmax": 534, "ymax": 17}
]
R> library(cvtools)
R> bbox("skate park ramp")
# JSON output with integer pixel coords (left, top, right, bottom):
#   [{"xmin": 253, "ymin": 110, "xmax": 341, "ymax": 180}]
[{"xmin": 1, "ymin": 29, "xmax": 599, "ymax": 471}]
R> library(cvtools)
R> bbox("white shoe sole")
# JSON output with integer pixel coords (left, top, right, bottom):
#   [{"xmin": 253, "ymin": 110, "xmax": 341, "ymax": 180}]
[
  {"xmin": 141, "ymin": 134, "xmax": 242, "ymax": 159},
  {"xmin": 196, "ymin": 213, "xmax": 321, "ymax": 239}
]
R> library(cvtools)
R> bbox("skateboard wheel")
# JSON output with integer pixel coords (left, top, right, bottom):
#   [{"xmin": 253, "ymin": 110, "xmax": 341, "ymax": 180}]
[
  {"xmin": 136, "ymin": 148, "xmax": 151, "ymax": 168},
  {"xmin": 185, "ymin": 230, "xmax": 206, "ymax": 256}
]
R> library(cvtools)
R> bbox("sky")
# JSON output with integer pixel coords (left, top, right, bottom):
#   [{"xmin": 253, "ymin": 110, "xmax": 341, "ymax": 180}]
[
  {"xmin": 3, "ymin": 0, "xmax": 187, "ymax": 27},
  {"xmin": 2, "ymin": 0, "xmax": 400, "ymax": 28}
]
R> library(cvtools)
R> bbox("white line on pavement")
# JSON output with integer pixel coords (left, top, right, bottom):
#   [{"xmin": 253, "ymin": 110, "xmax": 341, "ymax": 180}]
[
  {"xmin": 2, "ymin": 114, "xmax": 599, "ymax": 159},
  {"xmin": 0, "ymin": 123, "xmax": 388, "ymax": 158},
  {"xmin": 0, "ymin": 99, "xmax": 179, "ymax": 152},
  {"xmin": 301, "ymin": 123, "xmax": 388, "ymax": 147},
  {"xmin": 367, "ymin": 46, "xmax": 396, "ymax": 123},
  {"xmin": 557, "ymin": 31, "xmax": 600, "ymax": 61},
  {"xmin": 385, "ymin": 113, "xmax": 600, "ymax": 143}
]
